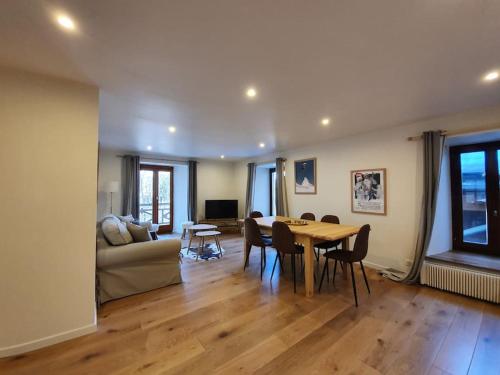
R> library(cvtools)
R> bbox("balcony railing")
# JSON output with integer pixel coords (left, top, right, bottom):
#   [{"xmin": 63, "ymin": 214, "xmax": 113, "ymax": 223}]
[{"xmin": 139, "ymin": 202, "xmax": 171, "ymax": 225}]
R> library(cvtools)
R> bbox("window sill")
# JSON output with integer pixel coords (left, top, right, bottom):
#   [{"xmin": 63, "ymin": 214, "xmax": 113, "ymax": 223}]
[{"xmin": 426, "ymin": 250, "xmax": 500, "ymax": 274}]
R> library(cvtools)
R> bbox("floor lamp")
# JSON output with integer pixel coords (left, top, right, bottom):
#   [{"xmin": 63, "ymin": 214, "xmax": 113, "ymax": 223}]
[{"xmin": 104, "ymin": 181, "xmax": 120, "ymax": 214}]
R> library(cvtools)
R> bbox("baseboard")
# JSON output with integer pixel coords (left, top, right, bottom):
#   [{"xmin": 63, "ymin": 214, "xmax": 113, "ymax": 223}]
[
  {"xmin": 362, "ymin": 259, "xmax": 389, "ymax": 271},
  {"xmin": 0, "ymin": 322, "xmax": 97, "ymax": 358}
]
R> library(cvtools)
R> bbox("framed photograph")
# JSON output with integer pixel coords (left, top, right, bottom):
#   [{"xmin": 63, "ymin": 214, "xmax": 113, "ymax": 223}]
[
  {"xmin": 295, "ymin": 158, "xmax": 317, "ymax": 194},
  {"xmin": 351, "ymin": 168, "xmax": 387, "ymax": 215}
]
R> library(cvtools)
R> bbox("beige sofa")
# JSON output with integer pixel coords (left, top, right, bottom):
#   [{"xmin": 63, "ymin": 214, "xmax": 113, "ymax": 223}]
[{"xmin": 96, "ymin": 221, "xmax": 182, "ymax": 303}]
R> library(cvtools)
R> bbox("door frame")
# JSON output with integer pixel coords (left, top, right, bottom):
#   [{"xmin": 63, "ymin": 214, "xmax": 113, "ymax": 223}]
[
  {"xmin": 140, "ymin": 164, "xmax": 174, "ymax": 234},
  {"xmin": 450, "ymin": 141, "xmax": 500, "ymax": 255}
]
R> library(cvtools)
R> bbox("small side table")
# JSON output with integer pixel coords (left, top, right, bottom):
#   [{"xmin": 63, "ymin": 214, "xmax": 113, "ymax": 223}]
[
  {"xmin": 187, "ymin": 224, "xmax": 217, "ymax": 252},
  {"xmin": 181, "ymin": 221, "xmax": 194, "ymax": 239},
  {"xmin": 195, "ymin": 230, "xmax": 223, "ymax": 260}
]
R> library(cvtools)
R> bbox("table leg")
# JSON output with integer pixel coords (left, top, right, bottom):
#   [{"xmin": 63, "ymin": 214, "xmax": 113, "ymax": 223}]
[
  {"xmin": 302, "ymin": 236, "xmax": 315, "ymax": 297},
  {"xmin": 187, "ymin": 229, "xmax": 194, "ymax": 252}
]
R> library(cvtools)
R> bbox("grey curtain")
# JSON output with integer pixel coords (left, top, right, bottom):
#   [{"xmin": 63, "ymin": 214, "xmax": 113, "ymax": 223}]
[
  {"xmin": 245, "ymin": 163, "xmax": 256, "ymax": 217},
  {"xmin": 187, "ymin": 160, "xmax": 197, "ymax": 222},
  {"xmin": 386, "ymin": 131, "xmax": 445, "ymax": 283},
  {"xmin": 122, "ymin": 155, "xmax": 140, "ymax": 218},
  {"xmin": 275, "ymin": 158, "xmax": 289, "ymax": 216}
]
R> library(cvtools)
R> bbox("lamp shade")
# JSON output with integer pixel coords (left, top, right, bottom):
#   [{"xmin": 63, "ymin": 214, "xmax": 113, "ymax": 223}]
[{"xmin": 104, "ymin": 181, "xmax": 120, "ymax": 193}]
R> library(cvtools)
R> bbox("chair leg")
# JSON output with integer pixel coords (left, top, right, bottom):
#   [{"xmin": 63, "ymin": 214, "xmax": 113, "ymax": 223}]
[
  {"xmin": 260, "ymin": 247, "xmax": 265, "ymax": 280},
  {"xmin": 349, "ymin": 262, "xmax": 358, "ymax": 307},
  {"xmin": 243, "ymin": 242, "xmax": 251, "ymax": 271},
  {"xmin": 314, "ymin": 248, "xmax": 319, "ymax": 262},
  {"xmin": 291, "ymin": 253, "xmax": 297, "ymax": 293},
  {"xmin": 360, "ymin": 261, "xmax": 370, "ymax": 294},
  {"xmin": 278, "ymin": 252, "xmax": 284, "ymax": 272},
  {"xmin": 271, "ymin": 253, "xmax": 279, "ymax": 281},
  {"xmin": 318, "ymin": 258, "xmax": 328, "ymax": 293},
  {"xmin": 332, "ymin": 260, "xmax": 338, "ymax": 286},
  {"xmin": 326, "ymin": 255, "xmax": 330, "ymax": 281}
]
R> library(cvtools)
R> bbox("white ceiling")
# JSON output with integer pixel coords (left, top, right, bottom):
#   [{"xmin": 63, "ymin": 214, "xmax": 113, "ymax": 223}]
[{"xmin": 1, "ymin": 0, "xmax": 500, "ymax": 159}]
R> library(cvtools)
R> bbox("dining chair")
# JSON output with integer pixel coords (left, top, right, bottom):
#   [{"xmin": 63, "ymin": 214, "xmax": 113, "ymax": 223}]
[
  {"xmin": 318, "ymin": 224, "xmax": 371, "ymax": 307},
  {"xmin": 300, "ymin": 212, "xmax": 316, "ymax": 221},
  {"xmin": 314, "ymin": 215, "xmax": 341, "ymax": 263},
  {"xmin": 249, "ymin": 211, "xmax": 263, "ymax": 218},
  {"xmin": 248, "ymin": 210, "xmax": 272, "ymax": 240},
  {"xmin": 271, "ymin": 221, "xmax": 304, "ymax": 293},
  {"xmin": 244, "ymin": 218, "xmax": 272, "ymax": 280}
]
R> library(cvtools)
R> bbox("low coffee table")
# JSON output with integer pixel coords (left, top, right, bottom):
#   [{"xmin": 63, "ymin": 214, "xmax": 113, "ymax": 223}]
[
  {"xmin": 194, "ymin": 230, "xmax": 223, "ymax": 260},
  {"xmin": 186, "ymin": 224, "xmax": 217, "ymax": 253}
]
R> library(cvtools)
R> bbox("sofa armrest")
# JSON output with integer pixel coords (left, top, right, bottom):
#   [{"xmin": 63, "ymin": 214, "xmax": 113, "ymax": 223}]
[{"xmin": 97, "ymin": 239, "xmax": 181, "ymax": 268}]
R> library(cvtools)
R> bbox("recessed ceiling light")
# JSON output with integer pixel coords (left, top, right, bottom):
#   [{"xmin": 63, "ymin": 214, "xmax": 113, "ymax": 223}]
[
  {"xmin": 483, "ymin": 70, "xmax": 499, "ymax": 83},
  {"xmin": 246, "ymin": 87, "xmax": 257, "ymax": 99},
  {"xmin": 220, "ymin": 155, "xmax": 225, "ymax": 159},
  {"xmin": 259, "ymin": 142, "xmax": 265, "ymax": 148},
  {"xmin": 147, "ymin": 145, "xmax": 152, "ymax": 151},
  {"xmin": 56, "ymin": 15, "xmax": 76, "ymax": 31},
  {"xmin": 168, "ymin": 126, "xmax": 176, "ymax": 133},
  {"xmin": 321, "ymin": 117, "xmax": 331, "ymax": 126}
]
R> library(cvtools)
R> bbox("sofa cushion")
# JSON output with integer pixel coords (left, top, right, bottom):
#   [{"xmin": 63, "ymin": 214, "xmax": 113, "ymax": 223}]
[
  {"xmin": 127, "ymin": 222, "xmax": 152, "ymax": 243},
  {"xmin": 102, "ymin": 216, "xmax": 133, "ymax": 245},
  {"xmin": 118, "ymin": 214, "xmax": 135, "ymax": 223}
]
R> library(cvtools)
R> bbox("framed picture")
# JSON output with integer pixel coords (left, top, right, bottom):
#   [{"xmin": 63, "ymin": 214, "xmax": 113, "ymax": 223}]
[
  {"xmin": 294, "ymin": 158, "xmax": 317, "ymax": 194},
  {"xmin": 351, "ymin": 168, "xmax": 387, "ymax": 215}
]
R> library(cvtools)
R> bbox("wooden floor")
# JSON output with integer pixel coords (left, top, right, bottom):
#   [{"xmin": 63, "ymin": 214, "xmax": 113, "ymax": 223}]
[{"xmin": 1, "ymin": 234, "xmax": 499, "ymax": 375}]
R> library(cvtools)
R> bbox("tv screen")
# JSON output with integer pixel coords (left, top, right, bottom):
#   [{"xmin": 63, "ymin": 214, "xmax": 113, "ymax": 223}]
[{"xmin": 205, "ymin": 200, "xmax": 238, "ymax": 219}]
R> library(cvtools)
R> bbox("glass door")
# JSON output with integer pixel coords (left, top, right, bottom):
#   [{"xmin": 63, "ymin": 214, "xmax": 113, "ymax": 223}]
[
  {"xmin": 139, "ymin": 165, "xmax": 173, "ymax": 233},
  {"xmin": 450, "ymin": 141, "xmax": 500, "ymax": 255}
]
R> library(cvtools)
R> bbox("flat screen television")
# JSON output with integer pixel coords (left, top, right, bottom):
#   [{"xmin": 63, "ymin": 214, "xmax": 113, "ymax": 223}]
[{"xmin": 205, "ymin": 200, "xmax": 238, "ymax": 219}]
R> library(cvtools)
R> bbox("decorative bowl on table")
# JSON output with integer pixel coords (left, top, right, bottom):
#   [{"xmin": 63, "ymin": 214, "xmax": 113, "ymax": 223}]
[{"xmin": 284, "ymin": 219, "xmax": 308, "ymax": 226}]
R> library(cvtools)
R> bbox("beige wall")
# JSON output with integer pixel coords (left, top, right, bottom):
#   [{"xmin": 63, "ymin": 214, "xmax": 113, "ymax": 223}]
[
  {"xmin": 235, "ymin": 104, "xmax": 500, "ymax": 271},
  {"xmin": 0, "ymin": 67, "xmax": 99, "ymax": 356}
]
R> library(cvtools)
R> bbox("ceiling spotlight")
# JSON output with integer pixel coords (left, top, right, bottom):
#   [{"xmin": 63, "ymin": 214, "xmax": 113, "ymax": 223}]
[
  {"xmin": 259, "ymin": 142, "xmax": 265, "ymax": 148},
  {"xmin": 483, "ymin": 70, "xmax": 499, "ymax": 83},
  {"xmin": 321, "ymin": 117, "xmax": 331, "ymax": 126},
  {"xmin": 220, "ymin": 155, "xmax": 225, "ymax": 159},
  {"xmin": 168, "ymin": 126, "xmax": 176, "ymax": 133},
  {"xmin": 246, "ymin": 87, "xmax": 257, "ymax": 99},
  {"xmin": 56, "ymin": 15, "xmax": 76, "ymax": 31},
  {"xmin": 147, "ymin": 145, "xmax": 152, "ymax": 151}
]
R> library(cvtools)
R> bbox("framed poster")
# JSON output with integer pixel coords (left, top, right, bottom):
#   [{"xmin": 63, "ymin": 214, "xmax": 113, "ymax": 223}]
[
  {"xmin": 351, "ymin": 168, "xmax": 386, "ymax": 215},
  {"xmin": 294, "ymin": 158, "xmax": 316, "ymax": 194}
]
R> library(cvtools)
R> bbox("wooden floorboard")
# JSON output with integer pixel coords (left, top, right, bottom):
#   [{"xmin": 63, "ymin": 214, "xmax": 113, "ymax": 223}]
[{"xmin": 0, "ymin": 234, "xmax": 498, "ymax": 375}]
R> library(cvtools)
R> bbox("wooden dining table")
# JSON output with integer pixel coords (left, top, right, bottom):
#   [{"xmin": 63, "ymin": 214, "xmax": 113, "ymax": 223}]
[{"xmin": 245, "ymin": 216, "xmax": 360, "ymax": 297}]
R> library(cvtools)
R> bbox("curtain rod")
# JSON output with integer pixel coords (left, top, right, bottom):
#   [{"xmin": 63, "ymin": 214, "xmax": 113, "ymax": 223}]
[
  {"xmin": 407, "ymin": 123, "xmax": 500, "ymax": 141},
  {"xmin": 116, "ymin": 155, "xmax": 189, "ymax": 164}
]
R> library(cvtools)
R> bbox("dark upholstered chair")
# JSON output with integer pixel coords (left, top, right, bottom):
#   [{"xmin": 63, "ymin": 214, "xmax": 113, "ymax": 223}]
[
  {"xmin": 271, "ymin": 221, "xmax": 304, "ymax": 293},
  {"xmin": 300, "ymin": 212, "xmax": 316, "ymax": 221},
  {"xmin": 248, "ymin": 210, "xmax": 272, "ymax": 240},
  {"xmin": 318, "ymin": 224, "xmax": 371, "ymax": 306},
  {"xmin": 314, "ymin": 215, "xmax": 341, "ymax": 262},
  {"xmin": 244, "ymin": 218, "xmax": 272, "ymax": 280}
]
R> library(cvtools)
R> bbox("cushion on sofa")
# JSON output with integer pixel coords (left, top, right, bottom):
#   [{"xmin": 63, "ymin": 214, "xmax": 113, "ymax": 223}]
[
  {"xmin": 118, "ymin": 214, "xmax": 135, "ymax": 223},
  {"xmin": 127, "ymin": 222, "xmax": 152, "ymax": 242},
  {"xmin": 102, "ymin": 216, "xmax": 133, "ymax": 245}
]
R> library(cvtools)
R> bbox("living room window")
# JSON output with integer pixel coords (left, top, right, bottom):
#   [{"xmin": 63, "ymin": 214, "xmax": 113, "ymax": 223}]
[
  {"xmin": 450, "ymin": 141, "xmax": 500, "ymax": 255},
  {"xmin": 140, "ymin": 164, "xmax": 174, "ymax": 233}
]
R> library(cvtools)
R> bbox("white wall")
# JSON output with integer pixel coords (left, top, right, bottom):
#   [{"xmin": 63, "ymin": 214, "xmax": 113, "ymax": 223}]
[
  {"xmin": 0, "ymin": 67, "xmax": 99, "ymax": 356},
  {"xmin": 196, "ymin": 160, "xmax": 239, "ymax": 221},
  {"xmin": 97, "ymin": 151, "xmax": 238, "ymax": 227},
  {"xmin": 234, "ymin": 104, "xmax": 500, "ymax": 271}
]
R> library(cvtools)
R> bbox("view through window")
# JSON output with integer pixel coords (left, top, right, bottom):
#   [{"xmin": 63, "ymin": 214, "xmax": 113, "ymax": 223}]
[{"xmin": 450, "ymin": 141, "xmax": 500, "ymax": 255}]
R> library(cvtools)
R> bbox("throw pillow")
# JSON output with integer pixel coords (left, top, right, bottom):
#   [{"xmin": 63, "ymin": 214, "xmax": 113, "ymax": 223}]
[
  {"xmin": 127, "ymin": 222, "xmax": 153, "ymax": 243},
  {"xmin": 118, "ymin": 214, "xmax": 135, "ymax": 223},
  {"xmin": 102, "ymin": 216, "xmax": 134, "ymax": 245}
]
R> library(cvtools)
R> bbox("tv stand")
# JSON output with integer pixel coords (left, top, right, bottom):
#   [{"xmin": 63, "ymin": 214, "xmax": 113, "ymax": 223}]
[{"xmin": 198, "ymin": 218, "xmax": 240, "ymax": 234}]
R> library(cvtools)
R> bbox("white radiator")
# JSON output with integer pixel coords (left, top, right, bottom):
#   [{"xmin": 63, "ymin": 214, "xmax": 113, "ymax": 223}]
[{"xmin": 421, "ymin": 261, "xmax": 500, "ymax": 303}]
